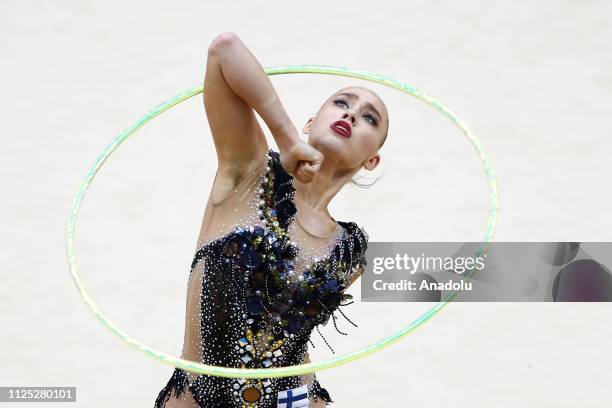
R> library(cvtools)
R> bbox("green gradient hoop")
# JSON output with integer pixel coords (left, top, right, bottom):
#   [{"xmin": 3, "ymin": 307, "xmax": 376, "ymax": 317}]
[{"xmin": 65, "ymin": 65, "xmax": 499, "ymax": 379}]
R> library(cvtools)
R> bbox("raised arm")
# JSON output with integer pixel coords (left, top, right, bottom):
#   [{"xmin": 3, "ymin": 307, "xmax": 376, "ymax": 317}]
[
  {"xmin": 204, "ymin": 32, "xmax": 323, "ymax": 185},
  {"xmin": 204, "ymin": 32, "xmax": 297, "ymax": 181}
]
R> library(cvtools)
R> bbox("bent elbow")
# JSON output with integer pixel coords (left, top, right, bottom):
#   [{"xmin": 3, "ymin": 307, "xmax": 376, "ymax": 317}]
[{"xmin": 208, "ymin": 32, "xmax": 239, "ymax": 56}]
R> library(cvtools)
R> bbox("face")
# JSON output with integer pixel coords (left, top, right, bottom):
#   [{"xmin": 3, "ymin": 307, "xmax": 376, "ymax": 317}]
[{"xmin": 303, "ymin": 86, "xmax": 388, "ymax": 173}]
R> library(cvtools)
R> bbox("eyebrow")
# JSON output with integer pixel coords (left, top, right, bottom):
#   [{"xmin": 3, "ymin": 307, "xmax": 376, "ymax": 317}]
[{"xmin": 334, "ymin": 92, "xmax": 383, "ymax": 121}]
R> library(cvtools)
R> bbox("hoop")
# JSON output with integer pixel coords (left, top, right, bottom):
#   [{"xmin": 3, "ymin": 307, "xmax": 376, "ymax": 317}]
[{"xmin": 65, "ymin": 65, "xmax": 499, "ymax": 378}]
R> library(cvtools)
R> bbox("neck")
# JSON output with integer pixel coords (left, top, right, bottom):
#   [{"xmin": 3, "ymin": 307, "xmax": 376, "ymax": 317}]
[{"xmin": 291, "ymin": 157, "xmax": 354, "ymax": 222}]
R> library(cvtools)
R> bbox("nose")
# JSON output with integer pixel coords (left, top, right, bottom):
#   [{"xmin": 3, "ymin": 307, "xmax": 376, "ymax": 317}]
[{"xmin": 342, "ymin": 109, "xmax": 356, "ymax": 124}]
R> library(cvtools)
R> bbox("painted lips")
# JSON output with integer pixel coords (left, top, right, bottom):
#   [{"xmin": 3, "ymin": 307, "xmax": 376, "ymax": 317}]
[{"xmin": 330, "ymin": 120, "xmax": 352, "ymax": 138}]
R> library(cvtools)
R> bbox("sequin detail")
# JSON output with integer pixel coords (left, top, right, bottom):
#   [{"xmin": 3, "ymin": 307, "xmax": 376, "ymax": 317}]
[{"xmin": 155, "ymin": 149, "xmax": 368, "ymax": 407}]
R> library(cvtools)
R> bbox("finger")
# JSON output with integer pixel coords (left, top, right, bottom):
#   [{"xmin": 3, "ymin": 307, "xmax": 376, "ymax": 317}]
[
  {"xmin": 308, "ymin": 149, "xmax": 324, "ymax": 166},
  {"xmin": 295, "ymin": 163, "xmax": 313, "ymax": 184},
  {"xmin": 307, "ymin": 161, "xmax": 321, "ymax": 173},
  {"xmin": 302, "ymin": 162, "xmax": 319, "ymax": 176},
  {"xmin": 301, "ymin": 167, "xmax": 316, "ymax": 183}
]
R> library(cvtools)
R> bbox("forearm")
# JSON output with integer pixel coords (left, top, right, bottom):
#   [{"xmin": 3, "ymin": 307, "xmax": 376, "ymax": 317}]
[{"xmin": 207, "ymin": 33, "xmax": 298, "ymax": 151}]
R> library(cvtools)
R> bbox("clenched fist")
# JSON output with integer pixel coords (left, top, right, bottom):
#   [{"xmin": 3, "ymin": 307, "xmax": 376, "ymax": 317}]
[{"xmin": 279, "ymin": 139, "xmax": 324, "ymax": 184}]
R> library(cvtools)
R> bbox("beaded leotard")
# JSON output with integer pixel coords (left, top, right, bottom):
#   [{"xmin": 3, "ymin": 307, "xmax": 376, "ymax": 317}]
[{"xmin": 154, "ymin": 148, "xmax": 368, "ymax": 407}]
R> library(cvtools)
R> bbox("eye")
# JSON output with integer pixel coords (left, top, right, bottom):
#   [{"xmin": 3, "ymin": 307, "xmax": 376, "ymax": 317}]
[
  {"xmin": 364, "ymin": 113, "xmax": 378, "ymax": 126},
  {"xmin": 333, "ymin": 99, "xmax": 349, "ymax": 108}
]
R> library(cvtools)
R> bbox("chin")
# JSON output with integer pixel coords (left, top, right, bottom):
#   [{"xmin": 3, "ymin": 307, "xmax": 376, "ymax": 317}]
[
  {"xmin": 315, "ymin": 141, "xmax": 355, "ymax": 168},
  {"xmin": 312, "ymin": 136, "xmax": 346, "ymax": 155}
]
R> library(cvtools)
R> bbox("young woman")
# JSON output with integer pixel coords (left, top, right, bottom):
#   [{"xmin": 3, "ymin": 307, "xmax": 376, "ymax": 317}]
[{"xmin": 155, "ymin": 32, "xmax": 389, "ymax": 408}]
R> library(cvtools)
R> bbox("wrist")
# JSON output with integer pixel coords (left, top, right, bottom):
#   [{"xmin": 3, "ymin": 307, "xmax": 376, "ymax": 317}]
[
  {"xmin": 253, "ymin": 97, "xmax": 298, "ymax": 148},
  {"xmin": 272, "ymin": 121, "xmax": 300, "ymax": 153}
]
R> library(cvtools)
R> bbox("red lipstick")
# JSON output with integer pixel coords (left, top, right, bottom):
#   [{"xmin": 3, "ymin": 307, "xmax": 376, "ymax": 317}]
[{"xmin": 330, "ymin": 120, "xmax": 352, "ymax": 138}]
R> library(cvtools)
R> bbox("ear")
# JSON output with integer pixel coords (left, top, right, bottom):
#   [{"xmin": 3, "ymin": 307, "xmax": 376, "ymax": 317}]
[
  {"xmin": 303, "ymin": 117, "xmax": 314, "ymax": 134},
  {"xmin": 363, "ymin": 153, "xmax": 381, "ymax": 171}
]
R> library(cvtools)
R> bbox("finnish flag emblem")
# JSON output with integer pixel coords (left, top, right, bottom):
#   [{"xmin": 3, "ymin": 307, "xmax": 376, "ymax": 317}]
[{"xmin": 277, "ymin": 384, "xmax": 309, "ymax": 407}]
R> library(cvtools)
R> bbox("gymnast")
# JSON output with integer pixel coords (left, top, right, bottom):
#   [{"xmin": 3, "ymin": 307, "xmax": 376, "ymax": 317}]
[{"xmin": 155, "ymin": 31, "xmax": 388, "ymax": 408}]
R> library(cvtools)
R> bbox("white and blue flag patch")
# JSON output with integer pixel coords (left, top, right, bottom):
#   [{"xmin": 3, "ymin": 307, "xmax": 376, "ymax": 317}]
[{"xmin": 277, "ymin": 384, "xmax": 309, "ymax": 407}]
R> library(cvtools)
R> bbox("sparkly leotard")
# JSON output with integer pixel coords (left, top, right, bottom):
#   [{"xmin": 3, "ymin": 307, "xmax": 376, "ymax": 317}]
[{"xmin": 154, "ymin": 148, "xmax": 368, "ymax": 407}]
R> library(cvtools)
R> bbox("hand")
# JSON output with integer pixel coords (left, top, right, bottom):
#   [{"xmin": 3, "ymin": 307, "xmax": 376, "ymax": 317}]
[{"xmin": 279, "ymin": 139, "xmax": 323, "ymax": 184}]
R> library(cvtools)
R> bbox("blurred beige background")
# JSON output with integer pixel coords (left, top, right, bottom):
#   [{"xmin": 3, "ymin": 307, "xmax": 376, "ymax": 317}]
[{"xmin": 2, "ymin": 0, "xmax": 611, "ymax": 406}]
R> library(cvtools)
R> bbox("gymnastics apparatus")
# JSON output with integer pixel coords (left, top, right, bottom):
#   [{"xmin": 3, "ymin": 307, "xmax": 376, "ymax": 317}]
[{"xmin": 65, "ymin": 65, "xmax": 499, "ymax": 380}]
